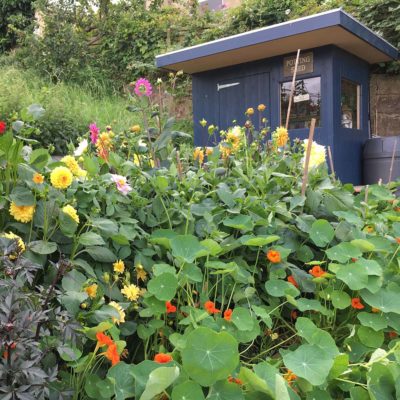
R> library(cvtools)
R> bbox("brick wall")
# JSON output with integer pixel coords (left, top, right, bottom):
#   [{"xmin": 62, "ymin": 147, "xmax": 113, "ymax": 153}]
[{"xmin": 370, "ymin": 74, "xmax": 400, "ymax": 137}]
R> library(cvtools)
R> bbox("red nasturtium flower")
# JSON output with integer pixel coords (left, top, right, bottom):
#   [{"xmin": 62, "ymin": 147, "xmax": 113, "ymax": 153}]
[
  {"xmin": 290, "ymin": 310, "xmax": 298, "ymax": 320},
  {"xmin": 105, "ymin": 343, "xmax": 120, "ymax": 366},
  {"xmin": 309, "ymin": 265, "xmax": 326, "ymax": 278},
  {"xmin": 351, "ymin": 298, "xmax": 364, "ymax": 310},
  {"xmin": 351, "ymin": 258, "xmax": 358, "ymax": 262},
  {"xmin": 228, "ymin": 376, "xmax": 243, "ymax": 385},
  {"xmin": 154, "ymin": 353, "xmax": 173, "ymax": 363},
  {"xmin": 287, "ymin": 275, "xmax": 299, "ymax": 288},
  {"xmin": 224, "ymin": 309, "xmax": 233, "ymax": 321},
  {"xmin": 0, "ymin": 121, "xmax": 6, "ymax": 135},
  {"xmin": 166, "ymin": 301, "xmax": 176, "ymax": 314},
  {"xmin": 204, "ymin": 300, "xmax": 220, "ymax": 314},
  {"xmin": 266, "ymin": 250, "xmax": 281, "ymax": 264},
  {"xmin": 96, "ymin": 332, "xmax": 114, "ymax": 347},
  {"xmin": 388, "ymin": 331, "xmax": 398, "ymax": 339}
]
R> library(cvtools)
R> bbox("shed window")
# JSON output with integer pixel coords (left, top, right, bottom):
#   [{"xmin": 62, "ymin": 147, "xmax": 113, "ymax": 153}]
[
  {"xmin": 281, "ymin": 77, "xmax": 321, "ymax": 129},
  {"xmin": 341, "ymin": 79, "xmax": 360, "ymax": 129}
]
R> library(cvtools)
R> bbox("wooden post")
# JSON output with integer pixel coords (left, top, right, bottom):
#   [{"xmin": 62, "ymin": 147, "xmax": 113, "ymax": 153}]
[
  {"xmin": 285, "ymin": 49, "xmax": 301, "ymax": 130},
  {"xmin": 301, "ymin": 118, "xmax": 316, "ymax": 196},
  {"xmin": 327, "ymin": 145, "xmax": 335, "ymax": 181},
  {"xmin": 388, "ymin": 139, "xmax": 398, "ymax": 183}
]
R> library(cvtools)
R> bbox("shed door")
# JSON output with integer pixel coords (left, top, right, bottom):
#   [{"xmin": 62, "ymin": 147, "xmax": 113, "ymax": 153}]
[{"xmin": 218, "ymin": 72, "xmax": 270, "ymax": 130}]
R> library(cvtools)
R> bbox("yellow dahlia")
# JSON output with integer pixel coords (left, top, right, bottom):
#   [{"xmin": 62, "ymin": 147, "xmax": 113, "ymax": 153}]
[
  {"xmin": 245, "ymin": 107, "xmax": 255, "ymax": 116},
  {"xmin": 205, "ymin": 147, "xmax": 213, "ymax": 156},
  {"xmin": 226, "ymin": 126, "xmax": 242, "ymax": 151},
  {"xmin": 303, "ymin": 140, "xmax": 326, "ymax": 169},
  {"xmin": 61, "ymin": 155, "xmax": 87, "ymax": 178},
  {"xmin": 32, "ymin": 173, "xmax": 44, "ymax": 184},
  {"xmin": 84, "ymin": 284, "xmax": 98, "ymax": 299},
  {"xmin": 272, "ymin": 127, "xmax": 289, "ymax": 147},
  {"xmin": 62, "ymin": 205, "xmax": 79, "ymax": 224},
  {"xmin": 109, "ymin": 301, "xmax": 126, "ymax": 324},
  {"xmin": 9, "ymin": 202, "xmax": 35, "ymax": 223},
  {"xmin": 121, "ymin": 283, "xmax": 140, "ymax": 301},
  {"xmin": 135, "ymin": 264, "xmax": 147, "ymax": 282},
  {"xmin": 1, "ymin": 232, "xmax": 25, "ymax": 259},
  {"xmin": 258, "ymin": 104, "xmax": 266, "ymax": 112},
  {"xmin": 193, "ymin": 147, "xmax": 204, "ymax": 164},
  {"xmin": 130, "ymin": 125, "xmax": 141, "ymax": 133},
  {"xmin": 50, "ymin": 166, "xmax": 73, "ymax": 189},
  {"xmin": 113, "ymin": 260, "xmax": 125, "ymax": 274}
]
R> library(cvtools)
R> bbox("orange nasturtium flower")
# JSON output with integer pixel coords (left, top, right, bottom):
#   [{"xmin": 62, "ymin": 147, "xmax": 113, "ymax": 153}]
[
  {"xmin": 351, "ymin": 298, "xmax": 364, "ymax": 310},
  {"xmin": 154, "ymin": 353, "xmax": 173, "ymax": 364},
  {"xmin": 266, "ymin": 250, "xmax": 281, "ymax": 264},
  {"xmin": 396, "ymin": 237, "xmax": 400, "ymax": 244},
  {"xmin": 284, "ymin": 370, "xmax": 297, "ymax": 383},
  {"xmin": 388, "ymin": 331, "xmax": 398, "ymax": 339},
  {"xmin": 96, "ymin": 332, "xmax": 114, "ymax": 347},
  {"xmin": 290, "ymin": 310, "xmax": 298, "ymax": 320},
  {"xmin": 371, "ymin": 307, "xmax": 380, "ymax": 313},
  {"xmin": 165, "ymin": 301, "xmax": 176, "ymax": 314},
  {"xmin": 224, "ymin": 309, "xmax": 233, "ymax": 321},
  {"xmin": 287, "ymin": 275, "xmax": 299, "ymax": 288},
  {"xmin": 309, "ymin": 265, "xmax": 326, "ymax": 278},
  {"xmin": 228, "ymin": 376, "xmax": 243, "ymax": 385},
  {"xmin": 204, "ymin": 300, "xmax": 220, "ymax": 314},
  {"xmin": 105, "ymin": 343, "xmax": 120, "ymax": 366}
]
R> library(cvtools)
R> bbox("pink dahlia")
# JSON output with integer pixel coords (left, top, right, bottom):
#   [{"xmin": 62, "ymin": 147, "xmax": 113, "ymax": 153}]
[
  {"xmin": 89, "ymin": 123, "xmax": 100, "ymax": 144},
  {"xmin": 110, "ymin": 174, "xmax": 132, "ymax": 195},
  {"xmin": 134, "ymin": 78, "xmax": 152, "ymax": 97}
]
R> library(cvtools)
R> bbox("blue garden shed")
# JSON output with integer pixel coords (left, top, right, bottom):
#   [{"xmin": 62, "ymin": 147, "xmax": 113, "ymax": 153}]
[{"xmin": 156, "ymin": 9, "xmax": 398, "ymax": 184}]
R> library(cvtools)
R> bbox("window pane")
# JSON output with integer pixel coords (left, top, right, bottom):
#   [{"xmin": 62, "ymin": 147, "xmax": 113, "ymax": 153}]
[
  {"xmin": 341, "ymin": 79, "xmax": 360, "ymax": 129},
  {"xmin": 281, "ymin": 77, "xmax": 321, "ymax": 129}
]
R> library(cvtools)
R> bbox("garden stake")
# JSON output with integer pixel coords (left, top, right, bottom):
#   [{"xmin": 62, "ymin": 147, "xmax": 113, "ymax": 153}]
[
  {"xmin": 301, "ymin": 118, "xmax": 316, "ymax": 196},
  {"xmin": 176, "ymin": 150, "xmax": 183, "ymax": 179},
  {"xmin": 285, "ymin": 49, "xmax": 301, "ymax": 130},
  {"xmin": 388, "ymin": 138, "xmax": 397, "ymax": 183},
  {"xmin": 327, "ymin": 145, "xmax": 336, "ymax": 181}
]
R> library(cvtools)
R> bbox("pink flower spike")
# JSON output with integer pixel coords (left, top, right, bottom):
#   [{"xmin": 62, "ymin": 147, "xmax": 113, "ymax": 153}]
[
  {"xmin": 134, "ymin": 78, "xmax": 152, "ymax": 97},
  {"xmin": 110, "ymin": 174, "xmax": 132, "ymax": 195},
  {"xmin": 89, "ymin": 123, "xmax": 99, "ymax": 144}
]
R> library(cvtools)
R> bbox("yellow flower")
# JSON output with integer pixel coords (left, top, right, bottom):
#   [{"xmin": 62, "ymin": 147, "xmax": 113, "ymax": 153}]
[
  {"xmin": 50, "ymin": 166, "xmax": 73, "ymax": 189},
  {"xmin": 245, "ymin": 107, "xmax": 254, "ymax": 116},
  {"xmin": 272, "ymin": 127, "xmax": 289, "ymax": 147},
  {"xmin": 62, "ymin": 205, "xmax": 79, "ymax": 224},
  {"xmin": 219, "ymin": 143, "xmax": 232, "ymax": 159},
  {"xmin": 109, "ymin": 301, "xmax": 126, "ymax": 324},
  {"xmin": 200, "ymin": 119, "xmax": 207, "ymax": 127},
  {"xmin": 226, "ymin": 126, "xmax": 242, "ymax": 151},
  {"xmin": 205, "ymin": 147, "xmax": 213, "ymax": 156},
  {"xmin": 207, "ymin": 125, "xmax": 215, "ymax": 135},
  {"xmin": 61, "ymin": 155, "xmax": 87, "ymax": 178},
  {"xmin": 1, "ymin": 232, "xmax": 25, "ymax": 259},
  {"xmin": 133, "ymin": 154, "xmax": 141, "ymax": 166},
  {"xmin": 135, "ymin": 264, "xmax": 147, "ymax": 282},
  {"xmin": 130, "ymin": 125, "xmax": 141, "ymax": 133},
  {"xmin": 84, "ymin": 284, "xmax": 98, "ymax": 299},
  {"xmin": 302, "ymin": 140, "xmax": 326, "ymax": 169},
  {"xmin": 258, "ymin": 104, "xmax": 266, "ymax": 112},
  {"xmin": 193, "ymin": 147, "xmax": 204, "ymax": 164},
  {"xmin": 113, "ymin": 260, "xmax": 125, "ymax": 274},
  {"xmin": 121, "ymin": 284, "xmax": 140, "ymax": 301},
  {"xmin": 9, "ymin": 202, "xmax": 35, "ymax": 223},
  {"xmin": 32, "ymin": 173, "xmax": 44, "ymax": 184}
]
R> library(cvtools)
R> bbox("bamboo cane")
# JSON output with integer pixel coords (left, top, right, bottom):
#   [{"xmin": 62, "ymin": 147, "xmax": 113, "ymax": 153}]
[
  {"xmin": 285, "ymin": 49, "xmax": 301, "ymax": 130},
  {"xmin": 388, "ymin": 139, "xmax": 398, "ymax": 183},
  {"xmin": 327, "ymin": 145, "xmax": 335, "ymax": 181},
  {"xmin": 301, "ymin": 118, "xmax": 316, "ymax": 196}
]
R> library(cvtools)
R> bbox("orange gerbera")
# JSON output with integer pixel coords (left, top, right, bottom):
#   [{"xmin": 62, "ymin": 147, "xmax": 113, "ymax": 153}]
[
  {"xmin": 224, "ymin": 309, "xmax": 233, "ymax": 321},
  {"xmin": 96, "ymin": 332, "xmax": 114, "ymax": 347},
  {"xmin": 105, "ymin": 343, "xmax": 120, "ymax": 366},
  {"xmin": 309, "ymin": 265, "xmax": 326, "ymax": 278},
  {"xmin": 287, "ymin": 275, "xmax": 299, "ymax": 288},
  {"xmin": 154, "ymin": 353, "xmax": 173, "ymax": 363},
  {"xmin": 166, "ymin": 301, "xmax": 177, "ymax": 314},
  {"xmin": 266, "ymin": 250, "xmax": 281, "ymax": 264},
  {"xmin": 228, "ymin": 376, "xmax": 243, "ymax": 385},
  {"xmin": 204, "ymin": 300, "xmax": 220, "ymax": 314},
  {"xmin": 351, "ymin": 298, "xmax": 364, "ymax": 310}
]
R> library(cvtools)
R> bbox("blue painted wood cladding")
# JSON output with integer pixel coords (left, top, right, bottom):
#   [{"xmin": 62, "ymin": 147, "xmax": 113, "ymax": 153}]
[{"xmin": 192, "ymin": 45, "xmax": 369, "ymax": 184}]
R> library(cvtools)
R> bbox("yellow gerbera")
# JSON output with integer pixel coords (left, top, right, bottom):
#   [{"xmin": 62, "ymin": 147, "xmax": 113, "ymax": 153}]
[
  {"xmin": 113, "ymin": 260, "xmax": 125, "ymax": 274},
  {"xmin": 1, "ymin": 232, "xmax": 25, "ymax": 259},
  {"xmin": 121, "ymin": 284, "xmax": 140, "ymax": 301},
  {"xmin": 50, "ymin": 166, "xmax": 73, "ymax": 189},
  {"xmin": 84, "ymin": 284, "xmax": 98, "ymax": 299},
  {"xmin": 9, "ymin": 202, "xmax": 35, "ymax": 223},
  {"xmin": 62, "ymin": 205, "xmax": 79, "ymax": 224},
  {"xmin": 273, "ymin": 127, "xmax": 289, "ymax": 147},
  {"xmin": 109, "ymin": 301, "xmax": 126, "ymax": 324},
  {"xmin": 32, "ymin": 173, "xmax": 44, "ymax": 184}
]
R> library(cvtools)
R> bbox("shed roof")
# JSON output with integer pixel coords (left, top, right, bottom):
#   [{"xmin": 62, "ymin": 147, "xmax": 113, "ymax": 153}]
[{"xmin": 156, "ymin": 9, "xmax": 399, "ymax": 74}]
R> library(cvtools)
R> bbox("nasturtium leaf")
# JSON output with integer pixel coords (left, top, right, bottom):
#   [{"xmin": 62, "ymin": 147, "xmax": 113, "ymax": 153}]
[
  {"xmin": 282, "ymin": 344, "xmax": 333, "ymax": 386},
  {"xmin": 354, "ymin": 259, "xmax": 382, "ymax": 276},
  {"xmin": 357, "ymin": 326, "xmax": 384, "ymax": 348},
  {"xmin": 350, "ymin": 239, "xmax": 375, "ymax": 253},
  {"xmin": 200, "ymin": 239, "xmax": 222, "ymax": 256},
  {"xmin": 328, "ymin": 354, "xmax": 349, "ymax": 380},
  {"xmin": 131, "ymin": 361, "xmax": 161, "ymax": 399},
  {"xmin": 207, "ymin": 380, "xmax": 244, "ymax": 400},
  {"xmin": 333, "ymin": 211, "xmax": 363, "ymax": 226},
  {"xmin": 153, "ymin": 263, "xmax": 176, "ymax": 276},
  {"xmin": 149, "ymin": 229, "xmax": 177, "ymax": 249},
  {"xmin": 79, "ymin": 232, "xmax": 105, "ymax": 246},
  {"xmin": 350, "ymin": 387, "xmax": 370, "ymax": 400},
  {"xmin": 360, "ymin": 287, "xmax": 400, "ymax": 314},
  {"xmin": 231, "ymin": 307, "xmax": 254, "ymax": 331},
  {"xmin": 265, "ymin": 279, "xmax": 300, "ymax": 298},
  {"xmin": 85, "ymin": 246, "xmax": 117, "ymax": 262},
  {"xmin": 29, "ymin": 240, "xmax": 57, "ymax": 255},
  {"xmin": 147, "ymin": 273, "xmax": 178, "ymax": 301},
  {"xmin": 171, "ymin": 380, "xmax": 205, "ymax": 400},
  {"xmin": 367, "ymin": 361, "xmax": 396, "ymax": 400},
  {"xmin": 326, "ymin": 243, "xmax": 362, "ymax": 263},
  {"xmin": 306, "ymin": 389, "xmax": 332, "ymax": 400},
  {"xmin": 275, "ymin": 374, "xmax": 290, "ymax": 400},
  {"xmin": 84, "ymin": 374, "xmax": 112, "ymax": 399},
  {"xmin": 296, "ymin": 299, "xmax": 331, "ymax": 316},
  {"xmin": 239, "ymin": 235, "xmax": 280, "ymax": 247},
  {"xmin": 223, "ymin": 215, "xmax": 254, "ymax": 232},
  {"xmin": 309, "ymin": 220, "xmax": 334, "ymax": 247},
  {"xmin": 140, "ymin": 366, "xmax": 180, "ymax": 400},
  {"xmin": 251, "ymin": 305, "xmax": 272, "ymax": 328},
  {"xmin": 181, "ymin": 263, "xmax": 203, "ymax": 283},
  {"xmin": 182, "ymin": 327, "xmax": 239, "ymax": 387},
  {"xmin": 57, "ymin": 345, "xmax": 82, "ymax": 362},
  {"xmin": 357, "ymin": 312, "xmax": 388, "ymax": 331},
  {"xmin": 107, "ymin": 362, "xmax": 135, "ymax": 400},
  {"xmin": 336, "ymin": 264, "xmax": 368, "ymax": 290},
  {"xmin": 171, "ymin": 235, "xmax": 206, "ymax": 263},
  {"xmin": 330, "ymin": 290, "xmax": 351, "ymax": 309},
  {"xmin": 238, "ymin": 367, "xmax": 274, "ymax": 397}
]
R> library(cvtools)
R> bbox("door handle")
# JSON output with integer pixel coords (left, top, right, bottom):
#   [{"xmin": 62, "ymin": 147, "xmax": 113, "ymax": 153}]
[{"xmin": 217, "ymin": 82, "xmax": 240, "ymax": 91}]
